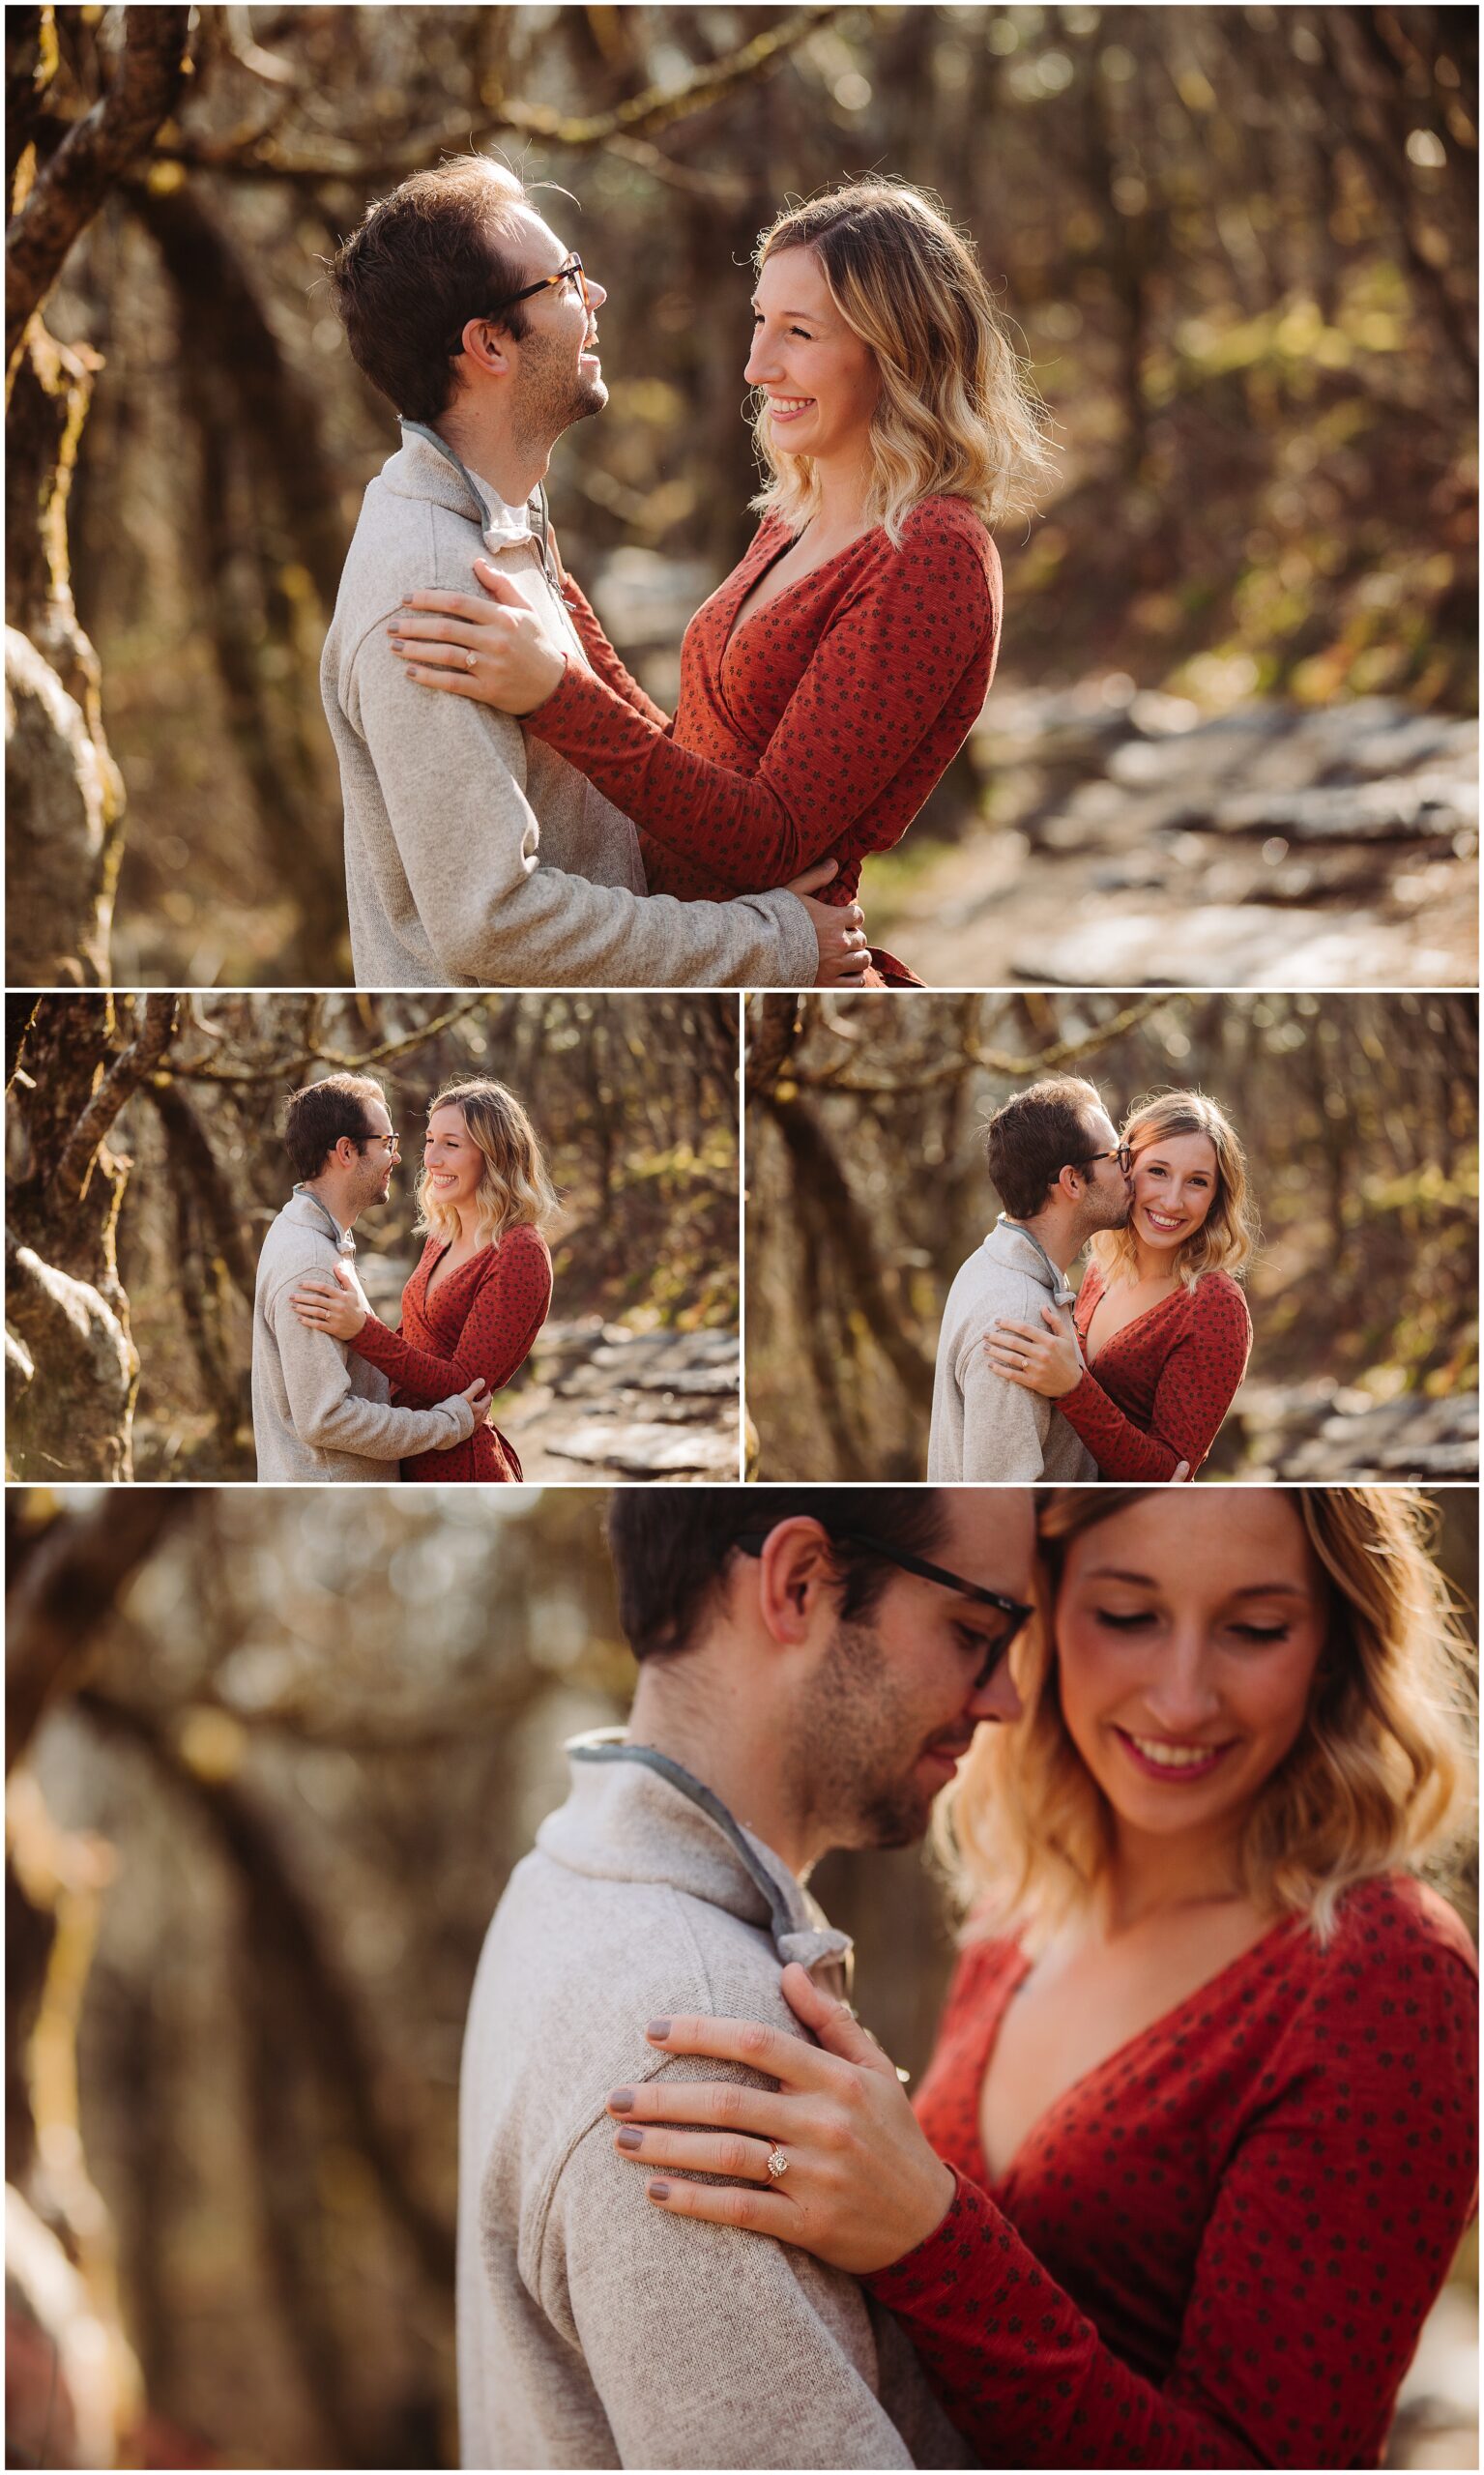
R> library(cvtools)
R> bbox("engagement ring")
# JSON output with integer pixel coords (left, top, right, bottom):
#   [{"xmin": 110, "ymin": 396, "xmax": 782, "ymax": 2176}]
[
  {"xmin": 766, "ymin": 2145, "xmax": 789, "ymax": 2179},
  {"xmin": 465, "ymin": 651, "xmax": 477, "ymax": 671}
]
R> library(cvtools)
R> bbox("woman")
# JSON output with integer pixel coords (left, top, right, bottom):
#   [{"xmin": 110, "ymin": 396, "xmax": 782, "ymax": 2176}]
[
  {"xmin": 602, "ymin": 1489, "xmax": 1477, "ymax": 2469},
  {"xmin": 292, "ymin": 1079, "xmax": 554, "ymax": 1481},
  {"xmin": 989, "ymin": 1090, "xmax": 1257, "ymax": 1479},
  {"xmin": 385, "ymin": 180, "xmax": 1053, "ymax": 985}
]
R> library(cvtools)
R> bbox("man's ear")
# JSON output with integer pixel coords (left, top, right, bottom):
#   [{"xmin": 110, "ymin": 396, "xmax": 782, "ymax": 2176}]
[
  {"xmin": 1051, "ymin": 1162, "xmax": 1083, "ymax": 1204},
  {"xmin": 750, "ymin": 1519, "xmax": 842, "ymax": 1647},
  {"xmin": 456, "ymin": 319, "xmax": 516, "ymax": 381}
]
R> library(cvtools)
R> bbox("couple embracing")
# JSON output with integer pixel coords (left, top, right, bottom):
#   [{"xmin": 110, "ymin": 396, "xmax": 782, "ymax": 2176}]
[
  {"xmin": 932, "ymin": 1078, "xmax": 1256, "ymax": 1483},
  {"xmin": 460, "ymin": 1489, "xmax": 1475, "ymax": 2468},
  {"xmin": 251, "ymin": 1072, "xmax": 553, "ymax": 1482},
  {"xmin": 322, "ymin": 159, "xmax": 1049, "ymax": 989}
]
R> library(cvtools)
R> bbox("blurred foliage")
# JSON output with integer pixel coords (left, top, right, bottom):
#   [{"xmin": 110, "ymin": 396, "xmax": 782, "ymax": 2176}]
[
  {"xmin": 15, "ymin": 3, "xmax": 1474, "ymax": 981},
  {"xmin": 744, "ymin": 989, "xmax": 1478, "ymax": 1478},
  {"xmin": 4, "ymin": 1486, "xmax": 1475, "ymax": 2468},
  {"xmin": 6, "ymin": 991, "xmax": 739, "ymax": 1479}
]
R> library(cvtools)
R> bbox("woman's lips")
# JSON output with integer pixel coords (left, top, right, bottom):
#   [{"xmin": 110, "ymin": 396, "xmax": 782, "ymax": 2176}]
[
  {"xmin": 1113, "ymin": 1727, "xmax": 1236, "ymax": 1783},
  {"xmin": 767, "ymin": 396, "xmax": 815, "ymax": 424}
]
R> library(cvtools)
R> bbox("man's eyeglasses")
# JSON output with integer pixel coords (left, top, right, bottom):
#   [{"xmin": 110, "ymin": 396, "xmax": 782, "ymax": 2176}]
[
  {"xmin": 356, "ymin": 1133, "xmax": 400, "ymax": 1156},
  {"xmin": 1077, "ymin": 1143, "xmax": 1133, "ymax": 1176},
  {"xmin": 732, "ymin": 1527, "xmax": 1033, "ymax": 1691},
  {"xmin": 448, "ymin": 253, "xmax": 592, "ymax": 354}
]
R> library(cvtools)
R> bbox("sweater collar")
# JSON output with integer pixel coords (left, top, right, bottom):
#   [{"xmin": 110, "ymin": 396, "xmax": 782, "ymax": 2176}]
[
  {"xmin": 393, "ymin": 419, "xmax": 538, "ymax": 546},
  {"xmin": 544, "ymin": 1729, "xmax": 854, "ymax": 1986},
  {"xmin": 987, "ymin": 1213, "xmax": 1077, "ymax": 1308},
  {"xmin": 285, "ymin": 1186, "xmax": 357, "ymax": 1257}
]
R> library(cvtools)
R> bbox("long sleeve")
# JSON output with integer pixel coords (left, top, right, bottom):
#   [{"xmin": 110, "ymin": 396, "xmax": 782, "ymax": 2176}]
[
  {"xmin": 265, "ymin": 1279, "xmax": 475, "ymax": 1460},
  {"xmin": 546, "ymin": 2112, "xmax": 918, "ymax": 2469},
  {"xmin": 958, "ymin": 1350, "xmax": 1055, "ymax": 1482},
  {"xmin": 869, "ymin": 1938, "xmax": 1478, "ymax": 2470},
  {"xmin": 1060, "ymin": 1278, "xmax": 1251, "ymax": 1480},
  {"xmin": 558, "ymin": 568, "xmax": 673, "ymax": 730},
  {"xmin": 354, "ymin": 1230, "xmax": 552, "ymax": 1405},
  {"xmin": 345, "ymin": 626, "xmax": 819, "ymax": 989},
  {"xmin": 523, "ymin": 515, "xmax": 996, "ymax": 890}
]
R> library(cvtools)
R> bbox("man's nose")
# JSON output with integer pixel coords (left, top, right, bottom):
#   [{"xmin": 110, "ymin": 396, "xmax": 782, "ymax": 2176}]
[
  {"xmin": 586, "ymin": 276, "xmax": 607, "ymax": 309},
  {"xmin": 969, "ymin": 1660, "xmax": 1023, "ymax": 1726}
]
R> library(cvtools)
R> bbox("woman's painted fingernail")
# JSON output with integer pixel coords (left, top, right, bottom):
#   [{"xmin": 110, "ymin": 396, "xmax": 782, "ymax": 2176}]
[
  {"xmin": 609, "ymin": 2088, "xmax": 635, "ymax": 2112},
  {"xmin": 616, "ymin": 2127, "xmax": 643, "ymax": 2151},
  {"xmin": 391, "ymin": 636, "xmax": 403, "ymax": 650},
  {"xmin": 646, "ymin": 2020, "xmax": 671, "ymax": 2042},
  {"xmin": 647, "ymin": 2181, "xmax": 670, "ymax": 2202}
]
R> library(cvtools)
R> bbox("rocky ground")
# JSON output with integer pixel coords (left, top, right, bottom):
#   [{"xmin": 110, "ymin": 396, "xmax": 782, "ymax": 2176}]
[
  {"xmin": 868, "ymin": 680, "xmax": 1477, "ymax": 989},
  {"xmin": 509, "ymin": 1318, "xmax": 741, "ymax": 1483},
  {"xmin": 1210, "ymin": 1378, "xmax": 1477, "ymax": 1481}
]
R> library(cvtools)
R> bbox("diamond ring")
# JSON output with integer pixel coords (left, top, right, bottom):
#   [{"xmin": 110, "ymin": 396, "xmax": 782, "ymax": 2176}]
[
  {"xmin": 766, "ymin": 2145, "xmax": 788, "ymax": 2179},
  {"xmin": 465, "ymin": 651, "xmax": 477, "ymax": 671}
]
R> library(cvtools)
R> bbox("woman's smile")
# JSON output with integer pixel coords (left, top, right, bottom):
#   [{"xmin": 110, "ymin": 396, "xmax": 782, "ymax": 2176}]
[{"xmin": 1112, "ymin": 1727, "xmax": 1237, "ymax": 1783}]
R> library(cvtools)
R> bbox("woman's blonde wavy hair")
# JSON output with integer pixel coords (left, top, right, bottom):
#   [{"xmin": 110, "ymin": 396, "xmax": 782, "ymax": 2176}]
[
  {"xmin": 939, "ymin": 1488, "xmax": 1475, "ymax": 1949},
  {"xmin": 1089, "ymin": 1089, "xmax": 1260, "ymax": 1292},
  {"xmin": 414, "ymin": 1080, "xmax": 558, "ymax": 1251},
  {"xmin": 748, "ymin": 179, "xmax": 1055, "ymax": 546}
]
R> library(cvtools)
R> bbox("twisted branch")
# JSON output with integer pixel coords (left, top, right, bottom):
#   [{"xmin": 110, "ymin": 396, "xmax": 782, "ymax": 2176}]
[
  {"xmin": 6, "ymin": 5, "xmax": 190, "ymax": 369},
  {"xmin": 48, "ymin": 994, "xmax": 180, "ymax": 1204},
  {"xmin": 149, "ymin": 4, "xmax": 839, "ymax": 185},
  {"xmin": 159, "ymin": 993, "xmax": 493, "ymax": 1084}
]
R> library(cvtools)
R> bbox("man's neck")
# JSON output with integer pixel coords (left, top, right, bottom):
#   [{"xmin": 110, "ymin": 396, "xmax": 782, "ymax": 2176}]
[
  {"xmin": 432, "ymin": 403, "xmax": 549, "ymax": 513},
  {"xmin": 1004, "ymin": 1208, "xmax": 1081, "ymax": 1276},
  {"xmin": 626, "ymin": 1671, "xmax": 819, "ymax": 1881},
  {"xmin": 300, "ymin": 1175, "xmax": 357, "ymax": 1236}
]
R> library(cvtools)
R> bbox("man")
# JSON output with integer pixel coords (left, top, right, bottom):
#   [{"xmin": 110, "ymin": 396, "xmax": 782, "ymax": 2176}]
[
  {"xmin": 323, "ymin": 156, "xmax": 869, "ymax": 991},
  {"xmin": 458, "ymin": 1489, "xmax": 1033, "ymax": 2469},
  {"xmin": 928, "ymin": 1076, "xmax": 1132, "ymax": 1482},
  {"xmin": 251, "ymin": 1072, "xmax": 487, "ymax": 1480}
]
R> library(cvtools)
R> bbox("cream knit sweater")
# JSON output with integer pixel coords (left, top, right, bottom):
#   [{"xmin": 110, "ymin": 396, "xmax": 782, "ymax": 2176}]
[{"xmin": 457, "ymin": 1734, "xmax": 969, "ymax": 2469}]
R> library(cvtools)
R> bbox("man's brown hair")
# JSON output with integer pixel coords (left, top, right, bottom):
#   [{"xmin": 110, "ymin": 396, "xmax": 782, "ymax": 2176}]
[
  {"xmin": 982, "ymin": 1076, "xmax": 1104, "ymax": 1220},
  {"xmin": 282, "ymin": 1074, "xmax": 387, "ymax": 1184},
  {"xmin": 328, "ymin": 156, "xmax": 531, "ymax": 424}
]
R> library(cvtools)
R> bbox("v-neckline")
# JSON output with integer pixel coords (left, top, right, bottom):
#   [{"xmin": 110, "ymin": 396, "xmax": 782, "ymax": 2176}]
[
  {"xmin": 422, "ymin": 1237, "xmax": 482, "ymax": 1311},
  {"xmin": 1081, "ymin": 1272, "xmax": 1182, "ymax": 1369},
  {"xmin": 722, "ymin": 518, "xmax": 877, "ymax": 656},
  {"xmin": 972, "ymin": 1912, "xmax": 1295, "ymax": 2193}
]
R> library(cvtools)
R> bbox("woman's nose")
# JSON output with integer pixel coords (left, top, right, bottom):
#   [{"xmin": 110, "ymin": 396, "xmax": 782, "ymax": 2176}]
[{"xmin": 1143, "ymin": 1636, "xmax": 1223, "ymax": 1728}]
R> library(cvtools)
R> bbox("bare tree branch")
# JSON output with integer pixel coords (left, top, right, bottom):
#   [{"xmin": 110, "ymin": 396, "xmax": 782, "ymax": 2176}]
[
  {"xmin": 49, "ymin": 993, "xmax": 180, "ymax": 1205},
  {"xmin": 6, "ymin": 1493, "xmax": 187, "ymax": 1773},
  {"xmin": 77, "ymin": 1686, "xmax": 455, "ymax": 2294},
  {"xmin": 5, "ymin": 6, "xmax": 191, "ymax": 371},
  {"xmin": 160, "ymin": 993, "xmax": 493, "ymax": 1084},
  {"xmin": 150, "ymin": 3, "xmax": 839, "ymax": 185}
]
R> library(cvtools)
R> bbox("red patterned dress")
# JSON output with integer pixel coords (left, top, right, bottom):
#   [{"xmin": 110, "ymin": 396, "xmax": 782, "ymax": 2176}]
[
  {"xmin": 868, "ymin": 1875, "xmax": 1478, "ymax": 2468},
  {"xmin": 528, "ymin": 497, "xmax": 1003, "ymax": 984},
  {"xmin": 352, "ymin": 1223, "xmax": 552, "ymax": 1482},
  {"xmin": 1059, "ymin": 1262, "xmax": 1252, "ymax": 1480}
]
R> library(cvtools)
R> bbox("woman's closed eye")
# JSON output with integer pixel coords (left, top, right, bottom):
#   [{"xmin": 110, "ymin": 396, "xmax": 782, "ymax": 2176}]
[{"xmin": 1092, "ymin": 1606, "xmax": 1295, "ymax": 1646}]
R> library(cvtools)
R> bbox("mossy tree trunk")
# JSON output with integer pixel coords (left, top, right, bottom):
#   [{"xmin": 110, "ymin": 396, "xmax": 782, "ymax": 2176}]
[
  {"xmin": 5, "ymin": 6, "xmax": 191, "ymax": 984},
  {"xmin": 6, "ymin": 991, "xmax": 180, "ymax": 1478}
]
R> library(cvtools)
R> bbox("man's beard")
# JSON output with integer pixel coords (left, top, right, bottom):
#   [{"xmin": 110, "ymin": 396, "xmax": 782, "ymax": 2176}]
[
  {"xmin": 785, "ymin": 1615, "xmax": 948, "ymax": 1854},
  {"xmin": 1083, "ymin": 1179, "xmax": 1132, "ymax": 1238},
  {"xmin": 511, "ymin": 326, "xmax": 607, "ymax": 460}
]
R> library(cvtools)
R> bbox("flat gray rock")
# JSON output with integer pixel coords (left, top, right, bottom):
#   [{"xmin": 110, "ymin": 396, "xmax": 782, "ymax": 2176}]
[
  {"xmin": 1015, "ymin": 906, "xmax": 1459, "ymax": 990},
  {"xmin": 550, "ymin": 1421, "xmax": 740, "ymax": 1477}
]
